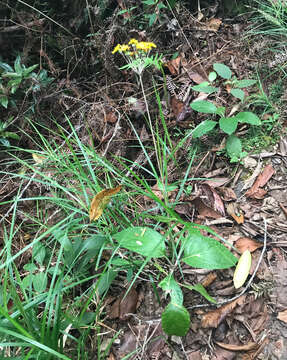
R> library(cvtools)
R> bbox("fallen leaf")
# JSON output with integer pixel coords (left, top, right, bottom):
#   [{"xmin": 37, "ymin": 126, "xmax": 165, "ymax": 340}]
[
  {"xmin": 188, "ymin": 71, "xmax": 206, "ymax": 84},
  {"xmin": 233, "ymin": 250, "xmax": 251, "ymax": 289},
  {"xmin": 235, "ymin": 237, "xmax": 262, "ymax": 253},
  {"xmin": 201, "ymin": 296, "xmax": 245, "ymax": 328},
  {"xmin": 226, "ymin": 202, "xmax": 244, "ymax": 224},
  {"xmin": 89, "ymin": 186, "xmax": 121, "ymax": 221},
  {"xmin": 202, "ymin": 184, "xmax": 225, "ymax": 216},
  {"xmin": 32, "ymin": 153, "xmax": 47, "ymax": 164},
  {"xmin": 203, "ymin": 177, "xmax": 229, "ymax": 188},
  {"xmin": 215, "ymin": 341, "xmax": 258, "ymax": 351},
  {"xmin": 171, "ymin": 96, "xmax": 184, "ymax": 118},
  {"xmin": 192, "ymin": 197, "xmax": 222, "ymax": 219},
  {"xmin": 205, "ymin": 18, "xmax": 222, "ymax": 32},
  {"xmin": 105, "ymin": 111, "xmax": 117, "ymax": 124},
  {"xmin": 217, "ymin": 187, "xmax": 237, "ymax": 201},
  {"xmin": 117, "ymin": 0, "xmax": 130, "ymax": 19},
  {"xmin": 164, "ymin": 56, "xmax": 181, "ymax": 75},
  {"xmin": 109, "ymin": 286, "xmax": 138, "ymax": 320},
  {"xmin": 245, "ymin": 164, "xmax": 275, "ymax": 199},
  {"xmin": 277, "ymin": 309, "xmax": 287, "ymax": 323}
]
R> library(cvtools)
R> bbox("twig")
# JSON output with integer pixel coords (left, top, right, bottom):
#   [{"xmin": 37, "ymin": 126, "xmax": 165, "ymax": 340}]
[
  {"xmin": 188, "ymin": 217, "xmax": 268, "ymax": 309},
  {"xmin": 102, "ymin": 108, "xmax": 121, "ymax": 157},
  {"xmin": 0, "ymin": 18, "xmax": 45, "ymax": 32}
]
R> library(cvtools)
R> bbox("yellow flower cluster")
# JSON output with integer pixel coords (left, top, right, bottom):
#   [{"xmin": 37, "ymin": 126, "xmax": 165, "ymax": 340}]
[{"xmin": 112, "ymin": 39, "xmax": 156, "ymax": 54}]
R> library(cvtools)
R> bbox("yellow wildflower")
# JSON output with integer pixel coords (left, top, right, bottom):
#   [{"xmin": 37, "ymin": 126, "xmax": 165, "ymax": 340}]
[
  {"xmin": 128, "ymin": 38, "xmax": 139, "ymax": 45},
  {"xmin": 135, "ymin": 41, "xmax": 157, "ymax": 52},
  {"xmin": 112, "ymin": 44, "xmax": 131, "ymax": 54}
]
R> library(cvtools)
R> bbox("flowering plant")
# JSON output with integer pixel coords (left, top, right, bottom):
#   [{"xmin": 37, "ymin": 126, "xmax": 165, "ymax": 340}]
[{"xmin": 112, "ymin": 38, "xmax": 162, "ymax": 75}]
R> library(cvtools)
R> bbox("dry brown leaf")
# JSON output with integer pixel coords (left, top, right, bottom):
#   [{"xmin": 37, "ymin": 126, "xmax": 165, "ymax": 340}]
[
  {"xmin": 201, "ymin": 296, "xmax": 245, "ymax": 328},
  {"xmin": 105, "ymin": 111, "xmax": 117, "ymax": 124},
  {"xmin": 192, "ymin": 197, "xmax": 222, "ymax": 219},
  {"xmin": 171, "ymin": 96, "xmax": 184, "ymax": 117},
  {"xmin": 164, "ymin": 56, "xmax": 181, "ymax": 75},
  {"xmin": 217, "ymin": 187, "xmax": 237, "ymax": 201},
  {"xmin": 245, "ymin": 164, "xmax": 275, "ymax": 199},
  {"xmin": 89, "ymin": 186, "xmax": 121, "ymax": 221},
  {"xmin": 235, "ymin": 237, "xmax": 262, "ymax": 253},
  {"xmin": 226, "ymin": 202, "xmax": 244, "ymax": 224},
  {"xmin": 205, "ymin": 18, "xmax": 222, "ymax": 32},
  {"xmin": 109, "ymin": 286, "xmax": 138, "ymax": 320},
  {"xmin": 117, "ymin": 0, "xmax": 130, "ymax": 18},
  {"xmin": 215, "ymin": 341, "xmax": 258, "ymax": 351},
  {"xmin": 202, "ymin": 184, "xmax": 225, "ymax": 216},
  {"xmin": 201, "ymin": 272, "xmax": 217, "ymax": 287},
  {"xmin": 203, "ymin": 178, "xmax": 229, "ymax": 188},
  {"xmin": 277, "ymin": 309, "xmax": 287, "ymax": 323},
  {"xmin": 188, "ymin": 71, "xmax": 206, "ymax": 84}
]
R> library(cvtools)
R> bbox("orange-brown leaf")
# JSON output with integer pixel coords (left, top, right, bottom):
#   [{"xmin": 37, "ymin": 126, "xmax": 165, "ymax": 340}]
[{"xmin": 89, "ymin": 186, "xmax": 121, "ymax": 221}]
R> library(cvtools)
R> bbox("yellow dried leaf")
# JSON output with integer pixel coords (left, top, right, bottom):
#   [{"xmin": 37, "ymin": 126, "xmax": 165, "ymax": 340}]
[
  {"xmin": 32, "ymin": 153, "xmax": 47, "ymax": 164},
  {"xmin": 233, "ymin": 250, "xmax": 252, "ymax": 289},
  {"xmin": 89, "ymin": 186, "xmax": 122, "ymax": 221}
]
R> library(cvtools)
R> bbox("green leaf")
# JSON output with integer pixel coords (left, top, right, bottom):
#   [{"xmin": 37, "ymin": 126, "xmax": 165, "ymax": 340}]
[
  {"xmin": 235, "ymin": 79, "xmax": 257, "ymax": 88},
  {"xmin": 226, "ymin": 134, "xmax": 242, "ymax": 158},
  {"xmin": 230, "ymin": 88, "xmax": 245, "ymax": 101},
  {"xmin": 159, "ymin": 274, "xmax": 183, "ymax": 305},
  {"xmin": 216, "ymin": 106, "xmax": 225, "ymax": 117},
  {"xmin": 14, "ymin": 56, "xmax": 22, "ymax": 74},
  {"xmin": 32, "ymin": 272, "xmax": 47, "ymax": 293},
  {"xmin": 208, "ymin": 71, "xmax": 217, "ymax": 82},
  {"xmin": 162, "ymin": 303, "xmax": 190, "ymax": 336},
  {"xmin": 0, "ymin": 96, "xmax": 8, "ymax": 108},
  {"xmin": 32, "ymin": 242, "xmax": 46, "ymax": 265},
  {"xmin": 96, "ymin": 269, "xmax": 117, "ymax": 296},
  {"xmin": 235, "ymin": 112, "xmax": 261, "ymax": 125},
  {"xmin": 113, "ymin": 226, "xmax": 166, "ymax": 258},
  {"xmin": 191, "ymin": 82, "xmax": 219, "ymax": 94},
  {"xmin": 186, "ymin": 283, "xmax": 216, "ymax": 303},
  {"xmin": 23, "ymin": 263, "xmax": 38, "ymax": 272},
  {"xmin": 1, "ymin": 131, "xmax": 20, "ymax": 140},
  {"xmin": 213, "ymin": 63, "xmax": 232, "ymax": 79},
  {"xmin": 190, "ymin": 100, "xmax": 217, "ymax": 114},
  {"xmin": 143, "ymin": 0, "xmax": 156, "ymax": 4},
  {"xmin": 0, "ymin": 138, "xmax": 10, "ymax": 146},
  {"xmin": 192, "ymin": 120, "xmax": 217, "ymax": 138},
  {"xmin": 219, "ymin": 117, "xmax": 238, "ymax": 135},
  {"xmin": 182, "ymin": 229, "xmax": 237, "ymax": 269},
  {"xmin": 233, "ymin": 250, "xmax": 251, "ymax": 289},
  {"xmin": 148, "ymin": 13, "xmax": 157, "ymax": 26},
  {"xmin": 0, "ymin": 62, "xmax": 13, "ymax": 72}
]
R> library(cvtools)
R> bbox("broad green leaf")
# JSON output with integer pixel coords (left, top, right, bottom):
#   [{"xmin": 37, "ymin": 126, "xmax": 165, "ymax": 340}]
[
  {"xmin": 216, "ymin": 106, "xmax": 226, "ymax": 117},
  {"xmin": 235, "ymin": 112, "xmax": 261, "ymax": 125},
  {"xmin": 230, "ymin": 88, "xmax": 245, "ymax": 101},
  {"xmin": 226, "ymin": 134, "xmax": 242, "ymax": 158},
  {"xmin": 219, "ymin": 117, "xmax": 238, "ymax": 135},
  {"xmin": 161, "ymin": 303, "xmax": 190, "ymax": 336},
  {"xmin": 0, "ymin": 96, "xmax": 8, "ymax": 108},
  {"xmin": 190, "ymin": 100, "xmax": 217, "ymax": 114},
  {"xmin": 182, "ymin": 229, "xmax": 237, "ymax": 269},
  {"xmin": 159, "ymin": 274, "xmax": 183, "ymax": 305},
  {"xmin": 192, "ymin": 82, "xmax": 219, "ymax": 94},
  {"xmin": 235, "ymin": 79, "xmax": 257, "ymax": 88},
  {"xmin": 143, "ymin": 0, "xmax": 156, "ymax": 4},
  {"xmin": 22, "ymin": 274, "xmax": 33, "ymax": 289},
  {"xmin": 33, "ymin": 272, "xmax": 47, "ymax": 293},
  {"xmin": 192, "ymin": 120, "xmax": 217, "ymax": 138},
  {"xmin": 185, "ymin": 283, "xmax": 216, "ymax": 303},
  {"xmin": 113, "ymin": 226, "xmax": 166, "ymax": 258},
  {"xmin": 0, "ymin": 62, "xmax": 13, "ymax": 72},
  {"xmin": 148, "ymin": 13, "xmax": 157, "ymax": 26},
  {"xmin": 213, "ymin": 63, "xmax": 232, "ymax": 79},
  {"xmin": 23, "ymin": 263, "xmax": 38, "ymax": 272},
  {"xmin": 208, "ymin": 71, "xmax": 217, "ymax": 82},
  {"xmin": 14, "ymin": 56, "xmax": 22, "ymax": 74},
  {"xmin": 233, "ymin": 250, "xmax": 252, "ymax": 289}
]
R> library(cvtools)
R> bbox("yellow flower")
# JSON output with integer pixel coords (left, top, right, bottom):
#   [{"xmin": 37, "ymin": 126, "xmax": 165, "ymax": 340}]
[
  {"xmin": 112, "ymin": 44, "xmax": 131, "ymax": 54},
  {"xmin": 128, "ymin": 38, "xmax": 139, "ymax": 45},
  {"xmin": 112, "ymin": 44, "xmax": 121, "ymax": 54},
  {"xmin": 135, "ymin": 41, "xmax": 157, "ymax": 52}
]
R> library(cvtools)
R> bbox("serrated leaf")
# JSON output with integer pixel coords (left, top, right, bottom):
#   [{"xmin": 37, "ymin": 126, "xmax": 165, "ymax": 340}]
[
  {"xmin": 226, "ymin": 134, "xmax": 242, "ymax": 158},
  {"xmin": 235, "ymin": 112, "xmax": 261, "ymax": 125},
  {"xmin": 89, "ymin": 186, "xmax": 121, "ymax": 221},
  {"xmin": 219, "ymin": 117, "xmax": 238, "ymax": 135},
  {"xmin": 159, "ymin": 274, "xmax": 183, "ymax": 305},
  {"xmin": 182, "ymin": 229, "xmax": 237, "ymax": 269},
  {"xmin": 32, "ymin": 272, "xmax": 47, "ymax": 293},
  {"xmin": 233, "ymin": 250, "xmax": 251, "ymax": 289},
  {"xmin": 230, "ymin": 88, "xmax": 245, "ymax": 101},
  {"xmin": 113, "ymin": 226, "xmax": 166, "ymax": 258},
  {"xmin": 235, "ymin": 79, "xmax": 257, "ymax": 88},
  {"xmin": 192, "ymin": 120, "xmax": 217, "ymax": 139},
  {"xmin": 161, "ymin": 303, "xmax": 190, "ymax": 336},
  {"xmin": 190, "ymin": 100, "xmax": 217, "ymax": 114},
  {"xmin": 213, "ymin": 63, "xmax": 232, "ymax": 79}
]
